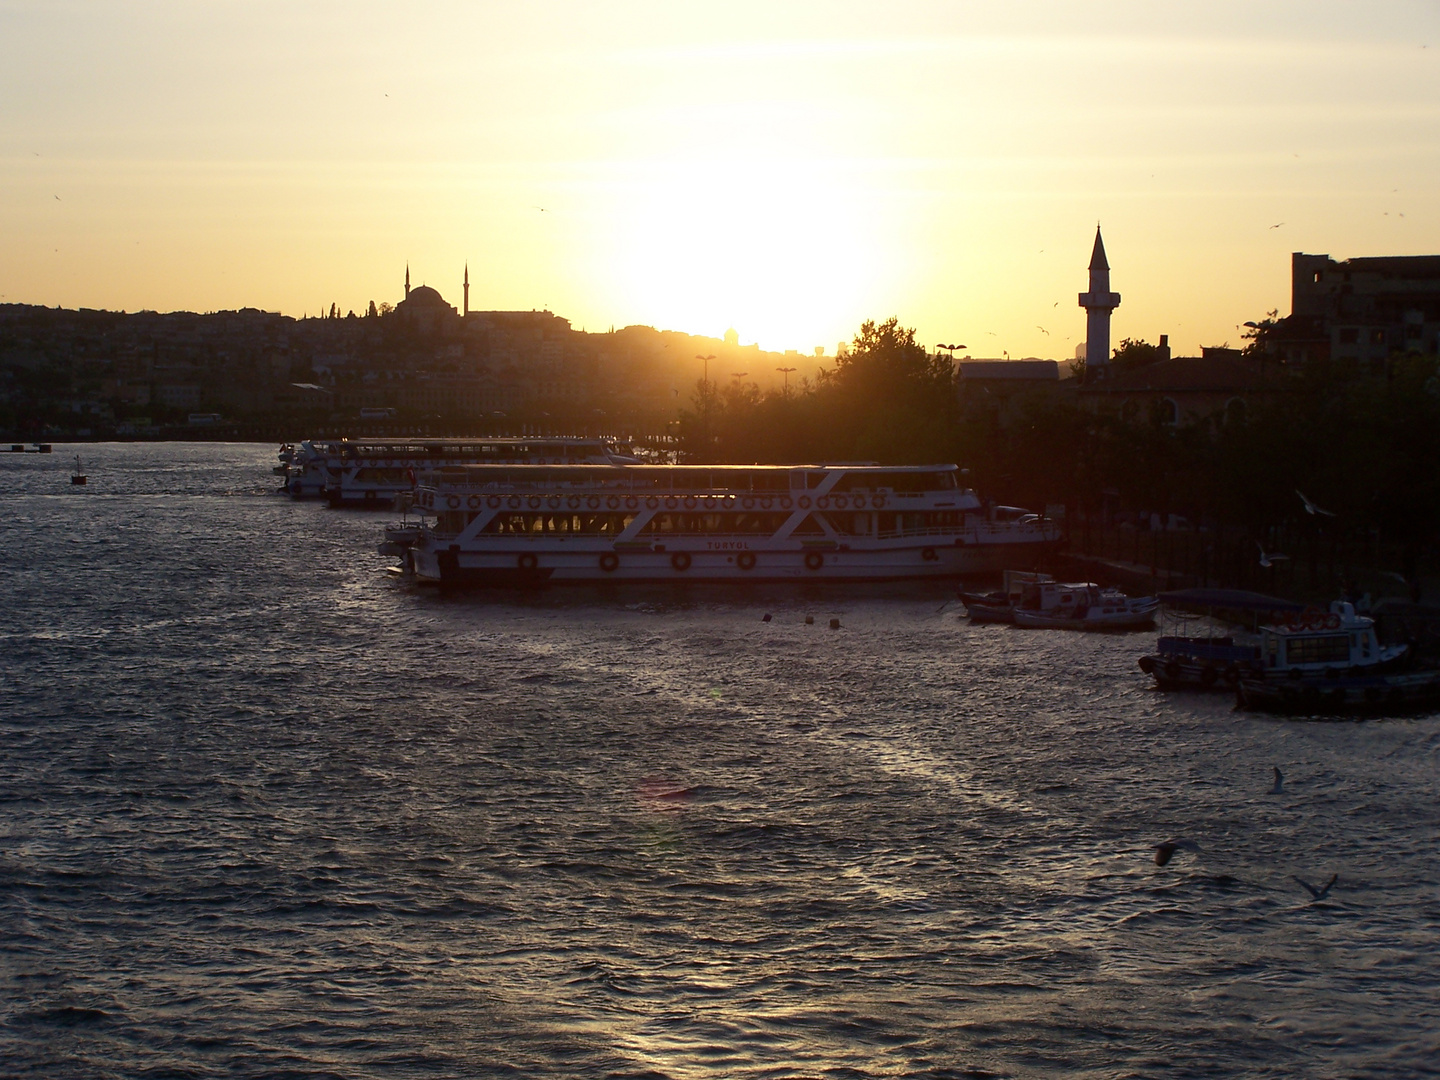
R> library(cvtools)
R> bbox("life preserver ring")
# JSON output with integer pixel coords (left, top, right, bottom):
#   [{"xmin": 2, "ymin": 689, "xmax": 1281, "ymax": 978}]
[
  {"xmin": 665, "ymin": 497, "xmax": 679, "ymax": 510},
  {"xmin": 647, "ymin": 497, "xmax": 659, "ymax": 510},
  {"xmin": 873, "ymin": 496, "xmax": 886, "ymax": 509},
  {"xmin": 508, "ymin": 496, "xmax": 521, "ymax": 509},
  {"xmin": 921, "ymin": 547, "xmax": 938, "ymax": 562},
  {"xmin": 467, "ymin": 495, "xmax": 482, "ymax": 509},
  {"xmin": 1164, "ymin": 660, "xmax": 1182, "ymax": 681},
  {"xmin": 804, "ymin": 551, "xmax": 824, "ymax": 571},
  {"xmin": 487, "ymin": 496, "xmax": 501, "ymax": 509},
  {"xmin": 798, "ymin": 496, "xmax": 811, "ymax": 509},
  {"xmin": 737, "ymin": 551, "xmax": 756, "ymax": 571},
  {"xmin": 817, "ymin": 496, "xmax": 830, "ymax": 510},
  {"xmin": 599, "ymin": 552, "xmax": 619, "ymax": 572},
  {"xmin": 446, "ymin": 495, "xmax": 461, "ymax": 509},
  {"xmin": 683, "ymin": 497, "xmax": 697, "ymax": 510},
  {"xmin": 1324, "ymin": 613, "xmax": 1342, "ymax": 630},
  {"xmin": 625, "ymin": 497, "xmax": 638, "ymax": 511},
  {"xmin": 780, "ymin": 497, "xmax": 792, "ymax": 510},
  {"xmin": 1200, "ymin": 665, "xmax": 1218, "ymax": 687},
  {"xmin": 567, "ymin": 496, "xmax": 580, "ymax": 510},
  {"xmin": 834, "ymin": 495, "xmax": 848, "ymax": 510},
  {"xmin": 742, "ymin": 497, "xmax": 755, "ymax": 510},
  {"xmin": 518, "ymin": 553, "xmax": 538, "ymax": 570},
  {"xmin": 528, "ymin": 497, "xmax": 542, "ymax": 510},
  {"xmin": 671, "ymin": 551, "xmax": 691, "ymax": 571},
  {"xmin": 588, "ymin": 496, "xmax": 601, "ymax": 510},
  {"xmin": 547, "ymin": 497, "xmax": 561, "ymax": 510},
  {"xmin": 607, "ymin": 496, "xmax": 621, "ymax": 510},
  {"xmin": 761, "ymin": 498, "xmax": 773, "ymax": 510}
]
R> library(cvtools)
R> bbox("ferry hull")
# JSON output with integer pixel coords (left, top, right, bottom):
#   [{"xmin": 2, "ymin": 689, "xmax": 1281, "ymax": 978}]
[{"xmin": 414, "ymin": 541, "xmax": 998, "ymax": 586}]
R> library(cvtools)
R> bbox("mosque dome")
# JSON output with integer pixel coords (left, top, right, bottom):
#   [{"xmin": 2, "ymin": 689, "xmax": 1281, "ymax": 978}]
[{"xmin": 405, "ymin": 285, "xmax": 447, "ymax": 306}]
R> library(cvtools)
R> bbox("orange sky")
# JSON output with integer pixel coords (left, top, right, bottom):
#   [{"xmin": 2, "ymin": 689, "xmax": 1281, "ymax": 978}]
[{"xmin": 4, "ymin": 1, "xmax": 1440, "ymax": 365}]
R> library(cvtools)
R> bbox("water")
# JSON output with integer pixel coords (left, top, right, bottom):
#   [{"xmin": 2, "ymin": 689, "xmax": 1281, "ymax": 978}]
[{"xmin": 3, "ymin": 443, "xmax": 1439, "ymax": 1078}]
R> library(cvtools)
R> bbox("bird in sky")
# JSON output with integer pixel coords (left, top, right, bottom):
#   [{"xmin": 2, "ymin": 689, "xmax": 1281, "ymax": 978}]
[
  {"xmin": 1036, "ymin": 326, "xmax": 1049, "ymax": 335},
  {"xmin": 1294, "ymin": 874, "xmax": 1337, "ymax": 901},
  {"xmin": 1270, "ymin": 766, "xmax": 1284, "ymax": 794},
  {"xmin": 1257, "ymin": 541, "xmax": 1290, "ymax": 568},
  {"xmin": 1297, "ymin": 490, "xmax": 1336, "ymax": 517},
  {"xmin": 1154, "ymin": 839, "xmax": 1200, "ymax": 867},
  {"xmin": 1270, "ymin": 222, "xmax": 1284, "ymax": 229}
]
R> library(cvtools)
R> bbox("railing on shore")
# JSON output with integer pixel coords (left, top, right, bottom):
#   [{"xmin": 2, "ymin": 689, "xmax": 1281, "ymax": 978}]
[{"xmin": 1068, "ymin": 521, "xmax": 1428, "ymax": 602}]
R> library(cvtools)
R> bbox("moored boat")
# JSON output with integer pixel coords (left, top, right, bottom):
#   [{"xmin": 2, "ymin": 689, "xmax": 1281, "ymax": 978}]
[
  {"xmin": 1010, "ymin": 582, "xmax": 1158, "ymax": 630},
  {"xmin": 960, "ymin": 571, "xmax": 1053, "ymax": 623},
  {"xmin": 1138, "ymin": 588, "xmax": 1307, "ymax": 691},
  {"xmin": 1234, "ymin": 601, "xmax": 1440, "ymax": 715},
  {"xmin": 387, "ymin": 462, "xmax": 1063, "ymax": 586}
]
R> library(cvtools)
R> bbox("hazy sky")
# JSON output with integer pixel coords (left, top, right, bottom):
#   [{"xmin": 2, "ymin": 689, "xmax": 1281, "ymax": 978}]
[{"xmin": 4, "ymin": 1, "xmax": 1440, "ymax": 361}]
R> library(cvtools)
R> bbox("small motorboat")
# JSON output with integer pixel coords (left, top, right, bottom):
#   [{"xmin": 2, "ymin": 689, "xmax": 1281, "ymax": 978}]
[
  {"xmin": 1011, "ymin": 582, "xmax": 1158, "ymax": 631},
  {"xmin": 960, "ymin": 571, "xmax": 1053, "ymax": 623}
]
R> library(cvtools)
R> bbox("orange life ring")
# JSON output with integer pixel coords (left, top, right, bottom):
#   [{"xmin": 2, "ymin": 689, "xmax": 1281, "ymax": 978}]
[
  {"xmin": 1324, "ymin": 613, "xmax": 1342, "ymax": 630},
  {"xmin": 528, "ymin": 497, "xmax": 542, "ymax": 510},
  {"xmin": 798, "ymin": 496, "xmax": 811, "ymax": 510},
  {"xmin": 742, "ymin": 497, "xmax": 755, "ymax": 510},
  {"xmin": 446, "ymin": 495, "xmax": 461, "ymax": 509},
  {"xmin": 683, "ymin": 497, "xmax": 697, "ymax": 509},
  {"xmin": 665, "ymin": 497, "xmax": 678, "ymax": 510},
  {"xmin": 670, "ymin": 551, "xmax": 691, "ymax": 571},
  {"xmin": 467, "ymin": 495, "xmax": 481, "ymax": 509},
  {"xmin": 487, "ymin": 496, "xmax": 501, "ymax": 509},
  {"xmin": 872, "ymin": 496, "xmax": 886, "ymax": 509},
  {"xmin": 804, "ymin": 551, "xmax": 824, "ymax": 571},
  {"xmin": 567, "ymin": 496, "xmax": 580, "ymax": 510},
  {"xmin": 737, "ymin": 552, "xmax": 756, "ymax": 571},
  {"xmin": 646, "ymin": 497, "xmax": 659, "ymax": 510},
  {"xmin": 607, "ymin": 496, "xmax": 621, "ymax": 510},
  {"xmin": 834, "ymin": 495, "xmax": 848, "ymax": 510},
  {"xmin": 599, "ymin": 552, "xmax": 619, "ymax": 572},
  {"xmin": 587, "ymin": 496, "xmax": 601, "ymax": 510},
  {"xmin": 779, "ymin": 497, "xmax": 791, "ymax": 510},
  {"xmin": 508, "ymin": 496, "xmax": 521, "ymax": 509}
]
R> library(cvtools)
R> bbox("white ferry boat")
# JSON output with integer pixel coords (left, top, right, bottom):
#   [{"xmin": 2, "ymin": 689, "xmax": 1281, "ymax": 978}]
[
  {"xmin": 278, "ymin": 437, "xmax": 636, "ymax": 505},
  {"xmin": 387, "ymin": 462, "xmax": 1062, "ymax": 585}
]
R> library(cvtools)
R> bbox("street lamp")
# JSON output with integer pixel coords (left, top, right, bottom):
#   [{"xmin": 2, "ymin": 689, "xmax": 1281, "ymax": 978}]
[
  {"xmin": 776, "ymin": 366, "xmax": 796, "ymax": 392},
  {"xmin": 695, "ymin": 354, "xmax": 715, "ymax": 391}
]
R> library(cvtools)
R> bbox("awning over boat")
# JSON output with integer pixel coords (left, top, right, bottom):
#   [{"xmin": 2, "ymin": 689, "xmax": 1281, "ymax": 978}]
[{"xmin": 1158, "ymin": 588, "xmax": 1306, "ymax": 613}]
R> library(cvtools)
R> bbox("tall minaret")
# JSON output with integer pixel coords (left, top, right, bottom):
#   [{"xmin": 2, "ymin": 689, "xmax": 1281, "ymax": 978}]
[
  {"xmin": 1078, "ymin": 226, "xmax": 1121, "ymax": 372},
  {"xmin": 463, "ymin": 263, "xmax": 469, "ymax": 317},
  {"xmin": 405, "ymin": 263, "xmax": 411, "ymax": 299}
]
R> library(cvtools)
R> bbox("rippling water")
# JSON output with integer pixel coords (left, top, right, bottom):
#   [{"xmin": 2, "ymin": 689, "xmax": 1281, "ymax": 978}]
[{"xmin": 3, "ymin": 443, "xmax": 1439, "ymax": 1078}]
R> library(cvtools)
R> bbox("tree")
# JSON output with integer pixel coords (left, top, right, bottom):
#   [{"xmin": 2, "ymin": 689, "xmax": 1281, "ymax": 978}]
[{"xmin": 1111, "ymin": 337, "xmax": 1163, "ymax": 369}]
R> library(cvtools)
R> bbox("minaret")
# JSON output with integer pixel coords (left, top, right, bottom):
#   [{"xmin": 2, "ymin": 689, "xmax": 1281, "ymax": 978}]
[
  {"xmin": 463, "ymin": 263, "xmax": 469, "ymax": 317},
  {"xmin": 405, "ymin": 264, "xmax": 411, "ymax": 299},
  {"xmin": 1078, "ymin": 225, "xmax": 1121, "ymax": 372}
]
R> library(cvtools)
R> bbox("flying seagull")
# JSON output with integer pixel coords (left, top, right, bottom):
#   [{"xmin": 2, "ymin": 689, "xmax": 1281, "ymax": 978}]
[
  {"xmin": 1270, "ymin": 222, "xmax": 1285, "ymax": 229},
  {"xmin": 1257, "ymin": 541, "xmax": 1290, "ymax": 568},
  {"xmin": 1297, "ymin": 490, "xmax": 1336, "ymax": 517},
  {"xmin": 1270, "ymin": 766, "xmax": 1284, "ymax": 794},
  {"xmin": 1154, "ymin": 839, "xmax": 1200, "ymax": 867},
  {"xmin": 1293, "ymin": 874, "xmax": 1337, "ymax": 901}
]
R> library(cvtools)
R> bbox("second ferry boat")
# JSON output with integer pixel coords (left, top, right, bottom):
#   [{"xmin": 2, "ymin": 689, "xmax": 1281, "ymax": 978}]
[{"xmin": 385, "ymin": 462, "xmax": 1061, "ymax": 585}]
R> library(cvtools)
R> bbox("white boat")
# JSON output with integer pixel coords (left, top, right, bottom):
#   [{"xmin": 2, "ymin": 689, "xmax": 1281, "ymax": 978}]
[
  {"xmin": 960, "ymin": 570, "xmax": 1054, "ymax": 622},
  {"xmin": 386, "ymin": 462, "xmax": 1063, "ymax": 585},
  {"xmin": 1009, "ymin": 580, "xmax": 1158, "ymax": 630},
  {"xmin": 279, "ymin": 436, "xmax": 637, "ymax": 504},
  {"xmin": 1234, "ymin": 601, "xmax": 1440, "ymax": 714}
]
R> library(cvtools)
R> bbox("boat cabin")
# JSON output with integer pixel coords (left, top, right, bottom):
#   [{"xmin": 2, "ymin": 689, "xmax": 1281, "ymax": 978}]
[{"xmin": 1260, "ymin": 602, "xmax": 1403, "ymax": 672}]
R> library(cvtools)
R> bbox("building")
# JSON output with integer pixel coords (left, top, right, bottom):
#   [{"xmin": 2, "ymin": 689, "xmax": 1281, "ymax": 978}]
[{"xmin": 1286, "ymin": 252, "xmax": 1440, "ymax": 371}]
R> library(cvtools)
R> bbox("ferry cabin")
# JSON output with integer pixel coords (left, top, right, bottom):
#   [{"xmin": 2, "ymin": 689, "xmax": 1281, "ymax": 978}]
[
  {"xmin": 1258, "ymin": 603, "xmax": 1402, "ymax": 675},
  {"xmin": 402, "ymin": 463, "xmax": 1061, "ymax": 584},
  {"xmin": 283, "ymin": 436, "xmax": 634, "ymax": 504}
]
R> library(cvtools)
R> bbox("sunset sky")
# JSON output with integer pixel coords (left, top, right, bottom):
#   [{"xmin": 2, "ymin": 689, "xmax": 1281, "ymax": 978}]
[{"xmin": 3, "ymin": 1, "xmax": 1440, "ymax": 361}]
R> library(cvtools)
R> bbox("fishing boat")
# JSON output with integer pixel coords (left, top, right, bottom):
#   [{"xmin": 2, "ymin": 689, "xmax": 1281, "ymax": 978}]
[
  {"xmin": 960, "ymin": 571, "xmax": 1054, "ymax": 623},
  {"xmin": 1234, "ymin": 601, "xmax": 1440, "ymax": 714},
  {"xmin": 384, "ymin": 462, "xmax": 1063, "ymax": 585},
  {"xmin": 1138, "ymin": 588, "xmax": 1307, "ymax": 691},
  {"xmin": 1009, "ymin": 580, "xmax": 1158, "ymax": 630}
]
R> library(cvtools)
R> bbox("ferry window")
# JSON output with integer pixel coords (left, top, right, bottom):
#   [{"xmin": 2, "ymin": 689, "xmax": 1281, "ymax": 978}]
[
  {"xmin": 792, "ymin": 515, "xmax": 825, "ymax": 535},
  {"xmin": 823, "ymin": 512, "xmax": 871, "ymax": 536},
  {"xmin": 1284, "ymin": 635, "xmax": 1350, "ymax": 664},
  {"xmin": 877, "ymin": 512, "xmax": 897, "ymax": 534}
]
